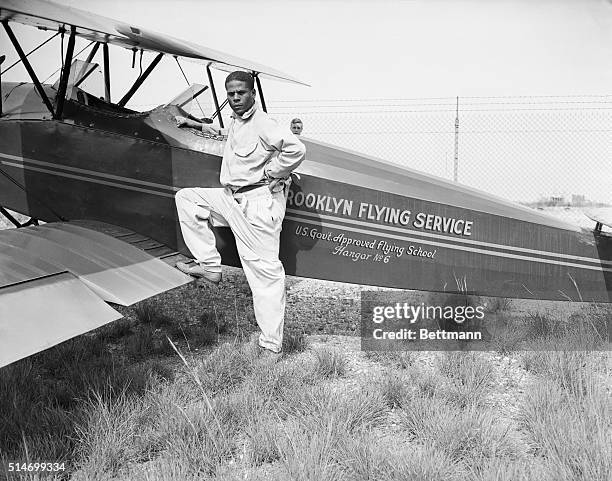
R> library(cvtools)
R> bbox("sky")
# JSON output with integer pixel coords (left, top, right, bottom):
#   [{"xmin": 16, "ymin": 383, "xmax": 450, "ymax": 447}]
[{"xmin": 2, "ymin": 0, "xmax": 611, "ymax": 202}]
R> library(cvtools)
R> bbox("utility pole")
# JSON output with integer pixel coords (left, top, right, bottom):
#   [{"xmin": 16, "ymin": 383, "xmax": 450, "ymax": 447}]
[{"xmin": 454, "ymin": 96, "xmax": 459, "ymax": 182}]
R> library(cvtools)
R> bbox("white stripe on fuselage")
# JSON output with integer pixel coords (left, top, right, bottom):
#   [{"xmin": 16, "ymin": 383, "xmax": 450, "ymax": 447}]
[
  {"xmin": 1, "ymin": 160, "xmax": 176, "ymax": 198},
  {"xmin": 287, "ymin": 209, "xmax": 612, "ymax": 267},
  {"xmin": 0, "ymin": 152, "xmax": 178, "ymax": 193},
  {"xmin": 285, "ymin": 215, "xmax": 612, "ymax": 273}
]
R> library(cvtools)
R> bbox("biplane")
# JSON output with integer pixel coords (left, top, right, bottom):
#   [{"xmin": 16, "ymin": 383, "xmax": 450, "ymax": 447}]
[{"xmin": 0, "ymin": 0, "xmax": 610, "ymax": 368}]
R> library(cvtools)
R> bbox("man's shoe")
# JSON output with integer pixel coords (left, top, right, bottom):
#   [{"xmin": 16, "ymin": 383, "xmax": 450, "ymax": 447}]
[
  {"xmin": 259, "ymin": 348, "xmax": 282, "ymax": 363},
  {"xmin": 176, "ymin": 261, "xmax": 222, "ymax": 284}
]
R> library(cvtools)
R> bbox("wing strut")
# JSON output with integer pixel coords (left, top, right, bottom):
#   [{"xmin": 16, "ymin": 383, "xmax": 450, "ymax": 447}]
[
  {"xmin": 103, "ymin": 42, "xmax": 111, "ymax": 102},
  {"xmin": 2, "ymin": 20, "xmax": 55, "ymax": 116},
  {"xmin": 73, "ymin": 63, "xmax": 100, "ymax": 89},
  {"xmin": 254, "ymin": 73, "xmax": 267, "ymax": 113},
  {"xmin": 55, "ymin": 25, "xmax": 76, "ymax": 119},
  {"xmin": 0, "ymin": 206, "xmax": 22, "ymax": 227},
  {"xmin": 0, "ymin": 207, "xmax": 38, "ymax": 228},
  {"xmin": 73, "ymin": 40, "xmax": 100, "ymax": 83},
  {"xmin": 0, "ymin": 54, "xmax": 4, "ymax": 116},
  {"xmin": 207, "ymin": 64, "xmax": 224, "ymax": 128},
  {"xmin": 118, "ymin": 52, "xmax": 163, "ymax": 107}
]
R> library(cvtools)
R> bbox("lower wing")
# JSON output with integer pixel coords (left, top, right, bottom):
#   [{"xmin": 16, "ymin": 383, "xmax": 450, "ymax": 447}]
[{"xmin": 0, "ymin": 220, "xmax": 193, "ymax": 368}]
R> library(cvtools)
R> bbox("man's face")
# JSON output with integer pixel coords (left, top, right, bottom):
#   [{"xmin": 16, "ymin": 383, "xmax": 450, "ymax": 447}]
[
  {"xmin": 291, "ymin": 122, "xmax": 303, "ymax": 135},
  {"xmin": 226, "ymin": 80, "xmax": 256, "ymax": 117}
]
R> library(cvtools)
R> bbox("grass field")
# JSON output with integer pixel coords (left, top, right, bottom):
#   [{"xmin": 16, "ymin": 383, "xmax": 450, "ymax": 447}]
[
  {"xmin": 0, "ymin": 266, "xmax": 610, "ymax": 481},
  {"xmin": 0, "ymin": 207, "xmax": 611, "ymax": 480}
]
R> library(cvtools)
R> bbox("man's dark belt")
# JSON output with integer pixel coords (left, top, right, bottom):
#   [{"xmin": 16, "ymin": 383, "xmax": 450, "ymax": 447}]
[{"xmin": 231, "ymin": 180, "xmax": 269, "ymax": 194}]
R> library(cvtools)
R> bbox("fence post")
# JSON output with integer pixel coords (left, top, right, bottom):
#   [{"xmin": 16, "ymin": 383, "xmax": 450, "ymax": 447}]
[{"xmin": 454, "ymin": 96, "xmax": 459, "ymax": 182}]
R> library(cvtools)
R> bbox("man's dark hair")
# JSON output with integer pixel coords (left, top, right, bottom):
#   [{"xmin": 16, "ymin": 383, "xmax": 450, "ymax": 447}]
[{"xmin": 225, "ymin": 71, "xmax": 255, "ymax": 90}]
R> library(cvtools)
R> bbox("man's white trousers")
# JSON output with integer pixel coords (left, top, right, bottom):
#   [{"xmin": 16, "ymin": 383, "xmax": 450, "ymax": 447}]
[{"xmin": 175, "ymin": 186, "xmax": 286, "ymax": 353}]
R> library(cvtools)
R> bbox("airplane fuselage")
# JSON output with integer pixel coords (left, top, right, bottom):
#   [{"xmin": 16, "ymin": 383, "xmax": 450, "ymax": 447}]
[{"xmin": 1, "ymin": 82, "xmax": 611, "ymax": 302}]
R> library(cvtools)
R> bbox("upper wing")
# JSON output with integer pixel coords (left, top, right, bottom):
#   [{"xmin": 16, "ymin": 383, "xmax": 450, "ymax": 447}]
[
  {"xmin": 0, "ymin": 0, "xmax": 309, "ymax": 86},
  {"xmin": 0, "ymin": 220, "xmax": 193, "ymax": 368}
]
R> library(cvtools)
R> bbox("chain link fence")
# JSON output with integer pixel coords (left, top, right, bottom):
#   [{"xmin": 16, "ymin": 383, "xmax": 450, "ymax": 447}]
[{"xmin": 267, "ymin": 95, "xmax": 612, "ymax": 206}]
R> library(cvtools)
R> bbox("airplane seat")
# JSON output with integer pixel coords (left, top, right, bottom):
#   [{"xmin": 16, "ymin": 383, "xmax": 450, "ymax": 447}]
[{"xmin": 71, "ymin": 89, "xmax": 138, "ymax": 115}]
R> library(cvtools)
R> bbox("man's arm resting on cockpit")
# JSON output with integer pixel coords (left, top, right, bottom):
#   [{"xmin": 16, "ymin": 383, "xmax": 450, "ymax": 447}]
[{"xmin": 175, "ymin": 115, "xmax": 221, "ymax": 136}]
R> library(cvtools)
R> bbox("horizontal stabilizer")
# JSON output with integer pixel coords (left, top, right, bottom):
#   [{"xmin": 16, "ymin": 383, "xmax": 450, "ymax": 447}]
[{"xmin": 0, "ymin": 272, "xmax": 121, "ymax": 368}]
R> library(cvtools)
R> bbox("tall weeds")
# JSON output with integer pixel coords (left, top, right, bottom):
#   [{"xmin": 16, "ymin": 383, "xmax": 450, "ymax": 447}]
[{"xmin": 437, "ymin": 352, "xmax": 494, "ymax": 407}]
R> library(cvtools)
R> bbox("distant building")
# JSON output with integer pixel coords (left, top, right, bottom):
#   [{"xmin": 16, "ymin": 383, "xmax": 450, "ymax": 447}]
[
  {"xmin": 571, "ymin": 194, "xmax": 587, "ymax": 206},
  {"xmin": 550, "ymin": 195, "xmax": 565, "ymax": 206}
]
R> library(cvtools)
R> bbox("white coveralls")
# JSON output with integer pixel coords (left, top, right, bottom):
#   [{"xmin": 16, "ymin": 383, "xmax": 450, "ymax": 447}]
[{"xmin": 175, "ymin": 103, "xmax": 306, "ymax": 353}]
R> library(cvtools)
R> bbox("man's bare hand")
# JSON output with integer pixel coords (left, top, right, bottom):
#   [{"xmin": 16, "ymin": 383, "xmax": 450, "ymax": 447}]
[
  {"xmin": 201, "ymin": 124, "xmax": 220, "ymax": 136},
  {"xmin": 175, "ymin": 115, "xmax": 188, "ymax": 127},
  {"xmin": 175, "ymin": 115, "xmax": 222, "ymax": 137},
  {"xmin": 268, "ymin": 177, "xmax": 285, "ymax": 193}
]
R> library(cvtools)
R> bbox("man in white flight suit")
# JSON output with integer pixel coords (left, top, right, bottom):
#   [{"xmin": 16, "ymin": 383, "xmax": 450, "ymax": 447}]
[{"xmin": 175, "ymin": 71, "xmax": 306, "ymax": 355}]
